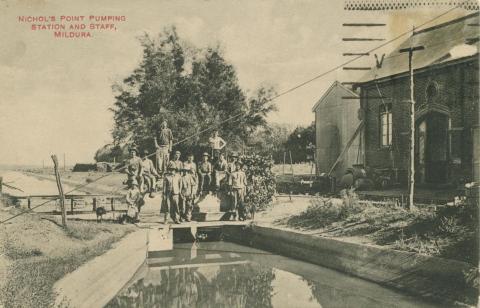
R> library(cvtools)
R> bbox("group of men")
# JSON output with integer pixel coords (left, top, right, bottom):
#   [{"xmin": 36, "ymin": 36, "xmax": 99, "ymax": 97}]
[{"xmin": 123, "ymin": 120, "xmax": 248, "ymax": 224}]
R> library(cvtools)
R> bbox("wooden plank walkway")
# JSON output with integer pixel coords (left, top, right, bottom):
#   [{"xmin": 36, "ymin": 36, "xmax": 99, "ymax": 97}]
[{"xmin": 138, "ymin": 220, "xmax": 250, "ymax": 229}]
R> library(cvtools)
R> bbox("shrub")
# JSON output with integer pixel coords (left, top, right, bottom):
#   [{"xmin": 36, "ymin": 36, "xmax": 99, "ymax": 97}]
[
  {"xmin": 240, "ymin": 154, "xmax": 276, "ymax": 211},
  {"xmin": 64, "ymin": 221, "xmax": 99, "ymax": 240}
]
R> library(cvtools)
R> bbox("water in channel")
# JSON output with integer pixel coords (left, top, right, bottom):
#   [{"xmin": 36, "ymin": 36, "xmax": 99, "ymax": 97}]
[{"xmin": 106, "ymin": 241, "xmax": 440, "ymax": 308}]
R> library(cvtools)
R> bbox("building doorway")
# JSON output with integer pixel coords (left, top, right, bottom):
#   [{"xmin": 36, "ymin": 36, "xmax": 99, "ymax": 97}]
[{"xmin": 415, "ymin": 112, "xmax": 449, "ymax": 184}]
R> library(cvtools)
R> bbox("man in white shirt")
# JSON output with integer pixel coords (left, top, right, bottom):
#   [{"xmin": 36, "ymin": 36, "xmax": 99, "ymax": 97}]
[{"xmin": 208, "ymin": 130, "xmax": 226, "ymax": 160}]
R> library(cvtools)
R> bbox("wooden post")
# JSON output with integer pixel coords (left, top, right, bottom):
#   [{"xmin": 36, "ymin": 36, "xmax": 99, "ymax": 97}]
[
  {"xmin": 289, "ymin": 151, "xmax": 294, "ymax": 174},
  {"xmin": 283, "ymin": 152, "xmax": 286, "ymax": 175},
  {"xmin": 70, "ymin": 198, "xmax": 74, "ymax": 215},
  {"xmin": 399, "ymin": 45, "xmax": 424, "ymax": 210},
  {"xmin": 93, "ymin": 197, "xmax": 97, "ymax": 212},
  {"xmin": 27, "ymin": 198, "xmax": 31, "ymax": 209},
  {"xmin": 51, "ymin": 155, "xmax": 67, "ymax": 227},
  {"xmin": 111, "ymin": 198, "xmax": 115, "ymax": 211}
]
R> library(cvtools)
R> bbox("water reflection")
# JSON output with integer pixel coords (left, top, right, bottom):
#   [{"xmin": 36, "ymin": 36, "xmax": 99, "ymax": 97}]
[
  {"xmin": 106, "ymin": 242, "xmax": 439, "ymax": 308},
  {"xmin": 106, "ymin": 261, "xmax": 275, "ymax": 307}
]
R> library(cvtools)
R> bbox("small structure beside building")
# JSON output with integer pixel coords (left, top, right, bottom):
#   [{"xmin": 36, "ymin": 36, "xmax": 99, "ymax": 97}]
[
  {"xmin": 355, "ymin": 12, "xmax": 479, "ymax": 186},
  {"xmin": 312, "ymin": 81, "xmax": 362, "ymax": 180}
]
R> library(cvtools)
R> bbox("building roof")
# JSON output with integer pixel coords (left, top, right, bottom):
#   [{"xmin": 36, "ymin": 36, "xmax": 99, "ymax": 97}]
[
  {"xmin": 311, "ymin": 81, "xmax": 358, "ymax": 112},
  {"xmin": 357, "ymin": 12, "xmax": 479, "ymax": 84}
]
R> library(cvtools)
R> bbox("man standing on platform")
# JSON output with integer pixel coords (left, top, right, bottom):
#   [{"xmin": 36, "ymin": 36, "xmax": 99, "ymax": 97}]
[
  {"xmin": 227, "ymin": 152, "xmax": 238, "ymax": 180},
  {"xmin": 161, "ymin": 162, "xmax": 182, "ymax": 224},
  {"xmin": 125, "ymin": 148, "xmax": 143, "ymax": 187},
  {"xmin": 180, "ymin": 167, "xmax": 196, "ymax": 222},
  {"xmin": 141, "ymin": 149, "xmax": 159, "ymax": 198},
  {"xmin": 171, "ymin": 150, "xmax": 183, "ymax": 172},
  {"xmin": 198, "ymin": 152, "xmax": 212, "ymax": 196},
  {"xmin": 229, "ymin": 161, "xmax": 247, "ymax": 220},
  {"xmin": 214, "ymin": 153, "xmax": 228, "ymax": 193},
  {"xmin": 209, "ymin": 130, "xmax": 227, "ymax": 161},
  {"xmin": 183, "ymin": 153, "xmax": 197, "ymax": 178},
  {"xmin": 154, "ymin": 120, "xmax": 173, "ymax": 176}
]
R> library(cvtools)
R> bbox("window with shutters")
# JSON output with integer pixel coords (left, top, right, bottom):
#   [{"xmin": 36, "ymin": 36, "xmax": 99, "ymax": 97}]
[{"xmin": 380, "ymin": 103, "xmax": 392, "ymax": 147}]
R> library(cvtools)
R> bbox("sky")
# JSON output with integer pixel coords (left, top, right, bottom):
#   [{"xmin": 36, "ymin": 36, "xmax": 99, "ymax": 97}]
[{"xmin": 0, "ymin": 0, "xmax": 471, "ymax": 166}]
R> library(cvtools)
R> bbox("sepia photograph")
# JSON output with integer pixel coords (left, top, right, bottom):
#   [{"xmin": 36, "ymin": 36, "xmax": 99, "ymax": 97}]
[{"xmin": 0, "ymin": 0, "xmax": 479, "ymax": 307}]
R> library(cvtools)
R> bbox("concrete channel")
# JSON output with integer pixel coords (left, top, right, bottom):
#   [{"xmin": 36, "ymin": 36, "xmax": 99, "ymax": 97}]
[{"xmin": 53, "ymin": 223, "xmax": 476, "ymax": 307}]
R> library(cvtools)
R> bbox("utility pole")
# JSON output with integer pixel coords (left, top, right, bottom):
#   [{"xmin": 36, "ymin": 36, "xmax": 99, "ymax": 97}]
[{"xmin": 399, "ymin": 44, "xmax": 424, "ymax": 210}]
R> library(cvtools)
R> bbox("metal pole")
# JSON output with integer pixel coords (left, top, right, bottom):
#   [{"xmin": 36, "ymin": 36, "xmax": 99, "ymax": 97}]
[{"xmin": 399, "ymin": 45, "xmax": 424, "ymax": 210}]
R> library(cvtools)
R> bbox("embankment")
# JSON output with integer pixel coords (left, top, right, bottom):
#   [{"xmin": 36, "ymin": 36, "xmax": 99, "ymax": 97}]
[{"xmin": 224, "ymin": 224, "xmax": 477, "ymax": 306}]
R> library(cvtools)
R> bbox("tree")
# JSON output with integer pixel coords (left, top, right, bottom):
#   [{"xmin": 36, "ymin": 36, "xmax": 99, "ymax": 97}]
[
  {"xmin": 247, "ymin": 123, "xmax": 291, "ymax": 163},
  {"xmin": 110, "ymin": 26, "xmax": 276, "ymax": 157},
  {"xmin": 94, "ymin": 143, "xmax": 128, "ymax": 163},
  {"xmin": 285, "ymin": 123, "xmax": 315, "ymax": 163}
]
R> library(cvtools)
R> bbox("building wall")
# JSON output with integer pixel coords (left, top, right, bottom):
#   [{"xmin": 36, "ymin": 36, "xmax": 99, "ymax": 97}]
[
  {"xmin": 315, "ymin": 83, "xmax": 361, "ymax": 180},
  {"xmin": 360, "ymin": 58, "xmax": 479, "ymax": 184}
]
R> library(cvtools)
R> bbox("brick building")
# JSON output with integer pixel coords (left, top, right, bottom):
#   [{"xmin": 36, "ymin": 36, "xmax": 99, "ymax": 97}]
[{"xmin": 356, "ymin": 12, "xmax": 479, "ymax": 185}]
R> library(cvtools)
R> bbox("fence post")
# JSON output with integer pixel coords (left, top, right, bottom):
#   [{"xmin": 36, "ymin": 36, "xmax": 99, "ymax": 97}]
[
  {"xmin": 51, "ymin": 155, "xmax": 67, "ymax": 228},
  {"xmin": 111, "ymin": 198, "xmax": 115, "ymax": 211},
  {"xmin": 93, "ymin": 197, "xmax": 97, "ymax": 212},
  {"xmin": 70, "ymin": 198, "xmax": 74, "ymax": 215},
  {"xmin": 28, "ymin": 198, "xmax": 31, "ymax": 210}
]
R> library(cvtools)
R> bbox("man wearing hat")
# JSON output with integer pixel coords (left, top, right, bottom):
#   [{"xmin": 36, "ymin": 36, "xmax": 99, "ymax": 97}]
[
  {"xmin": 141, "ymin": 149, "xmax": 159, "ymax": 198},
  {"xmin": 183, "ymin": 153, "xmax": 197, "ymax": 178},
  {"xmin": 154, "ymin": 120, "xmax": 173, "ymax": 176},
  {"xmin": 180, "ymin": 167, "xmax": 196, "ymax": 222},
  {"xmin": 183, "ymin": 153, "xmax": 198, "ymax": 194},
  {"xmin": 125, "ymin": 179, "xmax": 143, "ymax": 223},
  {"xmin": 125, "ymin": 147, "xmax": 143, "ymax": 187},
  {"xmin": 171, "ymin": 150, "xmax": 183, "ymax": 172},
  {"xmin": 226, "ymin": 152, "xmax": 239, "ymax": 183},
  {"xmin": 214, "ymin": 152, "xmax": 228, "ymax": 193},
  {"xmin": 198, "ymin": 152, "xmax": 212, "ymax": 196},
  {"xmin": 161, "ymin": 161, "xmax": 182, "ymax": 224}
]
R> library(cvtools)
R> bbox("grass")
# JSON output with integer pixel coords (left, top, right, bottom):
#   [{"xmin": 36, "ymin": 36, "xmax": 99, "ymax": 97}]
[
  {"xmin": 283, "ymin": 191, "xmax": 479, "ymax": 305},
  {"xmin": 2, "ymin": 237, "xmax": 121, "ymax": 308},
  {"xmin": 64, "ymin": 221, "xmax": 118, "ymax": 240},
  {"xmin": 285, "ymin": 190, "xmax": 479, "ymax": 265},
  {"xmin": 0, "ymin": 204, "xmax": 135, "ymax": 308}
]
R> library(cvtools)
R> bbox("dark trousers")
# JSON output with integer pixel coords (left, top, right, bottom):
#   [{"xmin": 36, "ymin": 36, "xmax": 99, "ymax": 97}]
[
  {"xmin": 198, "ymin": 173, "xmax": 211, "ymax": 194},
  {"xmin": 162, "ymin": 194, "xmax": 180, "ymax": 221},
  {"xmin": 181, "ymin": 196, "xmax": 193, "ymax": 220},
  {"xmin": 156, "ymin": 146, "xmax": 169, "ymax": 175}
]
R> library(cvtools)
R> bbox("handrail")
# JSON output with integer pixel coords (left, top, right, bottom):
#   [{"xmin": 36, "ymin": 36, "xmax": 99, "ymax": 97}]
[{"xmin": 13, "ymin": 194, "xmax": 125, "ymax": 199}]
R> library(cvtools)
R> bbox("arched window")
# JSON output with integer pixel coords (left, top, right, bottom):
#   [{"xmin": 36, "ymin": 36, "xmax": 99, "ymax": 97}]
[
  {"xmin": 425, "ymin": 81, "xmax": 439, "ymax": 104},
  {"xmin": 380, "ymin": 103, "xmax": 392, "ymax": 147}
]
